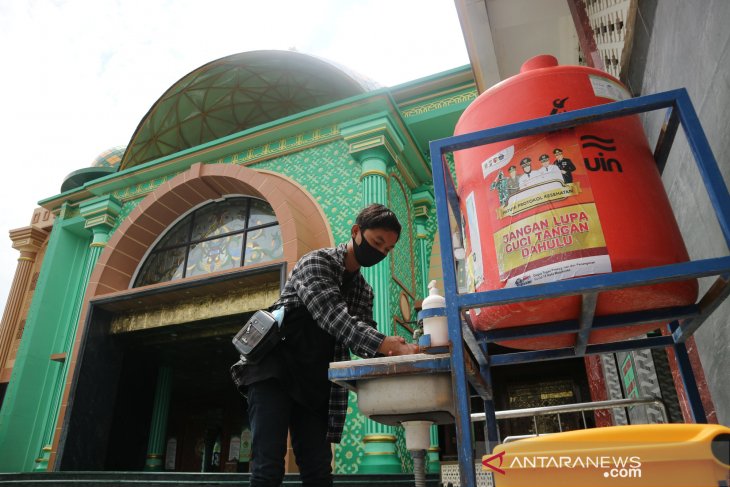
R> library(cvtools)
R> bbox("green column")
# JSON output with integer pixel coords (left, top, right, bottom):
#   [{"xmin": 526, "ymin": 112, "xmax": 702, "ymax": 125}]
[
  {"xmin": 342, "ymin": 117, "xmax": 420, "ymax": 474},
  {"xmin": 145, "ymin": 366, "xmax": 173, "ymax": 471},
  {"xmin": 31, "ymin": 196, "xmax": 121, "ymax": 471},
  {"xmin": 0, "ymin": 205, "xmax": 87, "ymax": 471},
  {"xmin": 360, "ymin": 156, "xmax": 390, "ymax": 334},
  {"xmin": 356, "ymin": 154, "xmax": 401, "ymax": 473},
  {"xmin": 427, "ymin": 427, "xmax": 440, "ymax": 474},
  {"xmin": 413, "ymin": 189, "xmax": 440, "ymax": 474}
]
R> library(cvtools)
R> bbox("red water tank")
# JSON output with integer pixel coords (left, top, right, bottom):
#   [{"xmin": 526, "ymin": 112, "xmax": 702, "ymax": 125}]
[{"xmin": 453, "ymin": 55, "xmax": 696, "ymax": 349}]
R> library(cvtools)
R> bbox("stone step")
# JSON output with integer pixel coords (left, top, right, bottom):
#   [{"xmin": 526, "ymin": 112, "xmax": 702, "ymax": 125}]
[{"xmin": 0, "ymin": 472, "xmax": 442, "ymax": 486}]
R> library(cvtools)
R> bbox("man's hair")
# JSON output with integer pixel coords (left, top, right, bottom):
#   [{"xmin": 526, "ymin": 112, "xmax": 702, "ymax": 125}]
[{"xmin": 356, "ymin": 204, "xmax": 401, "ymax": 237}]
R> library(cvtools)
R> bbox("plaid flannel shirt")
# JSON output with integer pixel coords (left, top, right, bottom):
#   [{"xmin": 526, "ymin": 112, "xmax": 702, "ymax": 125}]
[{"xmin": 232, "ymin": 243, "xmax": 385, "ymax": 443}]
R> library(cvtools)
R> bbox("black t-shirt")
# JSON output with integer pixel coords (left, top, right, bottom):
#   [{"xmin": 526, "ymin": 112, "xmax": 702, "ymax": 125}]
[
  {"xmin": 237, "ymin": 271, "xmax": 356, "ymax": 410},
  {"xmin": 280, "ymin": 306, "xmax": 336, "ymax": 410},
  {"xmin": 237, "ymin": 305, "xmax": 336, "ymax": 411}
]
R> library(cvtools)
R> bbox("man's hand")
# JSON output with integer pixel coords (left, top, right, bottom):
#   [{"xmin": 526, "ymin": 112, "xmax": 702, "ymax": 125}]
[{"xmin": 377, "ymin": 335, "xmax": 420, "ymax": 356}]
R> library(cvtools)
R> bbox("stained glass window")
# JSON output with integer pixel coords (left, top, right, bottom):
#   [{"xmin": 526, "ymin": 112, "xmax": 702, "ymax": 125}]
[{"xmin": 134, "ymin": 197, "xmax": 282, "ymax": 287}]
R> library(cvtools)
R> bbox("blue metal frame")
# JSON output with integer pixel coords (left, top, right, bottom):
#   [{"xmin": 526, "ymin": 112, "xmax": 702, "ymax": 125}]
[{"xmin": 428, "ymin": 89, "xmax": 730, "ymax": 487}]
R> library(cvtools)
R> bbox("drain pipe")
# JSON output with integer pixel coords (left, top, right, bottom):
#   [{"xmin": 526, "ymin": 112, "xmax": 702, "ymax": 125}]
[
  {"xmin": 411, "ymin": 448, "xmax": 427, "ymax": 487},
  {"xmin": 403, "ymin": 421, "xmax": 432, "ymax": 487}
]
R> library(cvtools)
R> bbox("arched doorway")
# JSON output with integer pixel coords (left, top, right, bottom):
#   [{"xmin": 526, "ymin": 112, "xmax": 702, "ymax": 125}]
[{"xmin": 56, "ymin": 163, "xmax": 332, "ymax": 471}]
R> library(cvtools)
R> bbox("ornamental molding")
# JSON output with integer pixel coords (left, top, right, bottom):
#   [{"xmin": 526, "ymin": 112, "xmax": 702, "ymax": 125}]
[
  {"xmin": 83, "ymin": 214, "xmax": 117, "ymax": 230},
  {"xmin": 110, "ymin": 282, "xmax": 281, "ymax": 334},
  {"xmin": 341, "ymin": 118, "xmax": 404, "ymax": 159},
  {"xmin": 349, "ymin": 134, "xmax": 389, "ymax": 155},
  {"xmin": 10, "ymin": 226, "xmax": 49, "ymax": 253},
  {"xmin": 360, "ymin": 169, "xmax": 389, "ymax": 180},
  {"xmin": 225, "ymin": 125, "xmax": 340, "ymax": 166},
  {"xmin": 79, "ymin": 195, "xmax": 123, "ymax": 230},
  {"xmin": 112, "ymin": 174, "xmax": 181, "ymax": 203},
  {"xmin": 400, "ymin": 89, "xmax": 478, "ymax": 118},
  {"xmin": 109, "ymin": 126, "xmax": 341, "ymax": 203},
  {"xmin": 412, "ymin": 188, "xmax": 434, "ymax": 217}
]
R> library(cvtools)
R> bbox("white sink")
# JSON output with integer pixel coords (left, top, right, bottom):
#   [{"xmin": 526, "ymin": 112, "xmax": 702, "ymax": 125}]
[{"xmin": 328, "ymin": 353, "xmax": 454, "ymax": 426}]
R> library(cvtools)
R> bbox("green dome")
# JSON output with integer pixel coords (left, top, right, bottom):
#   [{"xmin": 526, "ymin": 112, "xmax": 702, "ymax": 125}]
[
  {"xmin": 120, "ymin": 50, "xmax": 376, "ymax": 170},
  {"xmin": 60, "ymin": 145, "xmax": 126, "ymax": 193},
  {"xmin": 92, "ymin": 145, "xmax": 126, "ymax": 170}
]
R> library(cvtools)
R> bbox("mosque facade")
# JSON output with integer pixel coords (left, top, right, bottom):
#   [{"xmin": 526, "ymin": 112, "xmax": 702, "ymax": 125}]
[{"xmin": 0, "ymin": 50, "xmax": 480, "ymax": 474}]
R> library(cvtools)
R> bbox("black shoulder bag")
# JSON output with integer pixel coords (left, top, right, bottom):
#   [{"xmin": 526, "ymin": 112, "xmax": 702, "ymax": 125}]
[{"xmin": 232, "ymin": 309, "xmax": 281, "ymax": 364}]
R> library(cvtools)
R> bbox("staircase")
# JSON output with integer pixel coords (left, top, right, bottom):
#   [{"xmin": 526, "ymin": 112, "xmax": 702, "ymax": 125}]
[{"xmin": 0, "ymin": 472, "xmax": 441, "ymax": 486}]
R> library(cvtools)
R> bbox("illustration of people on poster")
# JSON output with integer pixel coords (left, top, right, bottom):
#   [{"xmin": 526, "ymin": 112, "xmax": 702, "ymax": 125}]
[{"xmin": 476, "ymin": 130, "xmax": 612, "ymax": 289}]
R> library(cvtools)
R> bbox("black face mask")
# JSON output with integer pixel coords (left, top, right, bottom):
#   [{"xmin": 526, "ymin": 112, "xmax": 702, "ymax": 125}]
[{"xmin": 352, "ymin": 232, "xmax": 387, "ymax": 267}]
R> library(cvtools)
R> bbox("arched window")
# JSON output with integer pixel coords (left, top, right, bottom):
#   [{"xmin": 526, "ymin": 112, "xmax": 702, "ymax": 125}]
[{"xmin": 134, "ymin": 197, "xmax": 282, "ymax": 287}]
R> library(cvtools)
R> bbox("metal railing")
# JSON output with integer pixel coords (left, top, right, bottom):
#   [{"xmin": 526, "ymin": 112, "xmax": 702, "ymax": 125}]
[{"xmin": 471, "ymin": 396, "xmax": 667, "ymax": 443}]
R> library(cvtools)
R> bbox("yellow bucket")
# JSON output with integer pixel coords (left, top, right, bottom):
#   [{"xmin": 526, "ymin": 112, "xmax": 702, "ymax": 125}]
[{"xmin": 484, "ymin": 424, "xmax": 729, "ymax": 487}]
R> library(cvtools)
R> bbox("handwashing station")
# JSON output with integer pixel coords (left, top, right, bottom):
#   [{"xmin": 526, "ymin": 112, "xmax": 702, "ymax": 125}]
[{"xmin": 328, "ymin": 281, "xmax": 456, "ymax": 482}]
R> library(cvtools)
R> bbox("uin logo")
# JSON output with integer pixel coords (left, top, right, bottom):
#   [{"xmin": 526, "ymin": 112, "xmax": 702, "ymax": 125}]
[
  {"xmin": 550, "ymin": 97, "xmax": 569, "ymax": 115},
  {"xmin": 581, "ymin": 134, "xmax": 623, "ymax": 173},
  {"xmin": 482, "ymin": 450, "xmax": 506, "ymax": 475}
]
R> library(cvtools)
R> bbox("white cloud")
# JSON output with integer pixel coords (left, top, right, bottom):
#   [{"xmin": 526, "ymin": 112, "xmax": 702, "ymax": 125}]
[{"xmin": 0, "ymin": 0, "xmax": 469, "ymax": 306}]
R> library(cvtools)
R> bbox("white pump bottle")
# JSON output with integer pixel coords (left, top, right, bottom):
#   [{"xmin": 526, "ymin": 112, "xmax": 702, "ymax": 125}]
[{"xmin": 421, "ymin": 280, "xmax": 448, "ymax": 346}]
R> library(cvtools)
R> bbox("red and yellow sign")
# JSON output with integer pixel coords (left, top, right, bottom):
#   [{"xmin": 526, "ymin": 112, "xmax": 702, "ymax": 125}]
[{"xmin": 479, "ymin": 131, "xmax": 611, "ymax": 288}]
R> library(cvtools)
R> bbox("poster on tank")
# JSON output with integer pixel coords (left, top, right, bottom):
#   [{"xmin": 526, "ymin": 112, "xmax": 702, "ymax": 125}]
[{"xmin": 476, "ymin": 130, "xmax": 612, "ymax": 289}]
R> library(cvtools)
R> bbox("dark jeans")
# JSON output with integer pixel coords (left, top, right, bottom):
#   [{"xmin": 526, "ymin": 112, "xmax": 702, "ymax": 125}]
[{"xmin": 247, "ymin": 378, "xmax": 333, "ymax": 487}]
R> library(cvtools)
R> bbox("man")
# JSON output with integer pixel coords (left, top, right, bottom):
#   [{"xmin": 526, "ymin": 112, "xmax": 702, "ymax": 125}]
[
  {"xmin": 489, "ymin": 170, "xmax": 510, "ymax": 207},
  {"xmin": 553, "ymin": 148, "xmax": 576, "ymax": 184},
  {"xmin": 518, "ymin": 157, "xmax": 534, "ymax": 189},
  {"xmin": 506, "ymin": 165, "xmax": 520, "ymax": 197},
  {"xmin": 231, "ymin": 204, "xmax": 418, "ymax": 487},
  {"xmin": 534, "ymin": 153, "xmax": 563, "ymax": 182}
]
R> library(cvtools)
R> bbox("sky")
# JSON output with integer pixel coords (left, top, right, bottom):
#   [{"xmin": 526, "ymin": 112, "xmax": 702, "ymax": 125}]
[{"xmin": 0, "ymin": 0, "xmax": 470, "ymax": 309}]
